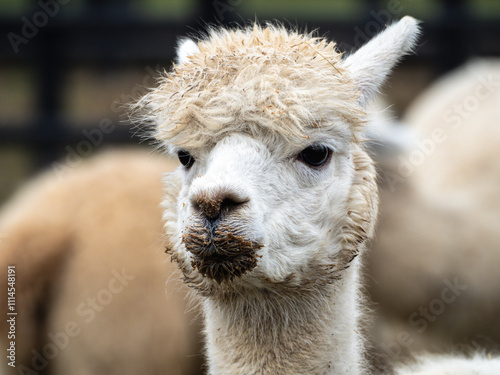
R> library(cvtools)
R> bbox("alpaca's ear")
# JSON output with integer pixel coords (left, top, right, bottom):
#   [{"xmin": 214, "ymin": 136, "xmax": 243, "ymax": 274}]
[
  {"xmin": 175, "ymin": 38, "xmax": 200, "ymax": 65},
  {"xmin": 343, "ymin": 16, "xmax": 421, "ymax": 106}
]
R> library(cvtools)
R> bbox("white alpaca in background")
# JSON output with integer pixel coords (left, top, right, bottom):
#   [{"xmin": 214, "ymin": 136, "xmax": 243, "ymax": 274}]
[{"xmin": 368, "ymin": 60, "xmax": 500, "ymax": 371}]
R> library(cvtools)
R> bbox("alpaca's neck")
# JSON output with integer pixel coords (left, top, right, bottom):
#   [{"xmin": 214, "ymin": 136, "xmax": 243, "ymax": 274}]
[{"xmin": 203, "ymin": 258, "xmax": 364, "ymax": 375}]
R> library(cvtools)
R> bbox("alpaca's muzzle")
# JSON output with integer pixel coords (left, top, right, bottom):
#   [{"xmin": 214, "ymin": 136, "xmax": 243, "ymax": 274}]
[{"xmin": 182, "ymin": 222, "xmax": 262, "ymax": 284}]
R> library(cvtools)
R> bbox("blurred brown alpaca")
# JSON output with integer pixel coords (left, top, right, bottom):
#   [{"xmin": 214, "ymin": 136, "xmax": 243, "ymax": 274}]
[{"xmin": 0, "ymin": 149, "xmax": 203, "ymax": 375}]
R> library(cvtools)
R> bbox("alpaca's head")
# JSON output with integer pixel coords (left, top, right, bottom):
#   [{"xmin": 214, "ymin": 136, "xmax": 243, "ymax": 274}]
[{"xmin": 135, "ymin": 18, "xmax": 420, "ymax": 297}]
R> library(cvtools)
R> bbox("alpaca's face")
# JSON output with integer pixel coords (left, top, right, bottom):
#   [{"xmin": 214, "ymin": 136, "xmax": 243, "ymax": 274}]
[
  {"xmin": 143, "ymin": 19, "xmax": 419, "ymax": 296},
  {"xmin": 164, "ymin": 127, "xmax": 361, "ymax": 294}
]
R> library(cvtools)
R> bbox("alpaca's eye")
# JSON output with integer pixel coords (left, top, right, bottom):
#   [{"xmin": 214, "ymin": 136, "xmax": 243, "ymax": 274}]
[
  {"xmin": 298, "ymin": 144, "xmax": 331, "ymax": 167},
  {"xmin": 178, "ymin": 150, "xmax": 195, "ymax": 168}
]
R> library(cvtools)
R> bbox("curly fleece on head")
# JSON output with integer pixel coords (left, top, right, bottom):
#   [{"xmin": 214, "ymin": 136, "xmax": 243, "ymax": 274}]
[{"xmin": 132, "ymin": 24, "xmax": 366, "ymax": 150}]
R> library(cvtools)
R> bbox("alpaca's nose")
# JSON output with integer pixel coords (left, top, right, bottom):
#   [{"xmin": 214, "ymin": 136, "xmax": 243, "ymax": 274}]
[{"xmin": 192, "ymin": 189, "xmax": 249, "ymax": 223}]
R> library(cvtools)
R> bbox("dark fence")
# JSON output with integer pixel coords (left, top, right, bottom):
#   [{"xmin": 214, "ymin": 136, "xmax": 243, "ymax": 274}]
[{"xmin": 1, "ymin": 0, "xmax": 499, "ymax": 168}]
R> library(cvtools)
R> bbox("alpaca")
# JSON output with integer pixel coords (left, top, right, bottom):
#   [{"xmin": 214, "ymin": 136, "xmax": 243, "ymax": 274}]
[
  {"xmin": 0, "ymin": 149, "xmax": 202, "ymax": 375},
  {"xmin": 396, "ymin": 354, "xmax": 500, "ymax": 375},
  {"xmin": 367, "ymin": 60, "xmax": 500, "ymax": 354},
  {"xmin": 133, "ymin": 17, "xmax": 420, "ymax": 374}
]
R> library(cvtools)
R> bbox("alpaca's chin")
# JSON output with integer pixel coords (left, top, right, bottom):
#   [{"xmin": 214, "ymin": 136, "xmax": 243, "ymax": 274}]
[
  {"xmin": 178, "ymin": 251, "xmax": 297, "ymax": 298},
  {"xmin": 180, "ymin": 261, "xmax": 261, "ymax": 298},
  {"xmin": 190, "ymin": 251, "xmax": 259, "ymax": 284}
]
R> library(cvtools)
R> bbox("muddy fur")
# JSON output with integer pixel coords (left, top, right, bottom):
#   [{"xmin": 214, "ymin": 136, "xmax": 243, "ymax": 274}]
[{"xmin": 182, "ymin": 222, "xmax": 262, "ymax": 284}]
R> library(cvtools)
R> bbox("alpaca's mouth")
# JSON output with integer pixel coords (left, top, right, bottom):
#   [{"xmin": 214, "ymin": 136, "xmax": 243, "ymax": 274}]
[{"xmin": 182, "ymin": 224, "xmax": 262, "ymax": 283}]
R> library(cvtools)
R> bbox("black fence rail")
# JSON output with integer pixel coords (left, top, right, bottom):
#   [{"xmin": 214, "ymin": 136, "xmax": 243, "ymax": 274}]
[{"xmin": 1, "ymin": 0, "xmax": 499, "ymax": 168}]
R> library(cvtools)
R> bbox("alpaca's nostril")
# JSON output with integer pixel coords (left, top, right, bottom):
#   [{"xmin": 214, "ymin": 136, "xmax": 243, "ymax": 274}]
[
  {"xmin": 194, "ymin": 192, "xmax": 248, "ymax": 222},
  {"xmin": 220, "ymin": 197, "xmax": 244, "ymax": 211}
]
